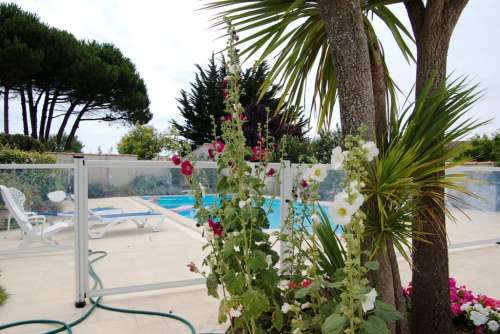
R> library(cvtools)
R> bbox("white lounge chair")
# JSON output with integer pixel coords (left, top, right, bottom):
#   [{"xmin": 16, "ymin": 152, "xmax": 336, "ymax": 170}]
[
  {"xmin": 88, "ymin": 210, "xmax": 165, "ymax": 239},
  {"xmin": 0, "ymin": 185, "xmax": 69, "ymax": 248}
]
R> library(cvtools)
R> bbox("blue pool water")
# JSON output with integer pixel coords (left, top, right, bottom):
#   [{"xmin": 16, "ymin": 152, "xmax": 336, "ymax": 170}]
[{"xmin": 144, "ymin": 194, "xmax": 330, "ymax": 229}]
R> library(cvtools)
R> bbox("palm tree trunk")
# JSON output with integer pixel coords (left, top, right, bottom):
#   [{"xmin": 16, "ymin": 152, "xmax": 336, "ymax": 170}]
[
  {"xmin": 3, "ymin": 86, "xmax": 9, "ymax": 134},
  {"xmin": 405, "ymin": 2, "xmax": 469, "ymax": 333},
  {"xmin": 317, "ymin": 0, "xmax": 375, "ymax": 138},
  {"xmin": 370, "ymin": 44, "xmax": 388, "ymax": 148},
  {"xmin": 20, "ymin": 87, "xmax": 29, "ymax": 135}
]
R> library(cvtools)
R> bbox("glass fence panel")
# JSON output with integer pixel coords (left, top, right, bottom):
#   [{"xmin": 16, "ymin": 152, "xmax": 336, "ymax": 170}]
[{"xmin": 0, "ymin": 166, "xmax": 75, "ymax": 323}]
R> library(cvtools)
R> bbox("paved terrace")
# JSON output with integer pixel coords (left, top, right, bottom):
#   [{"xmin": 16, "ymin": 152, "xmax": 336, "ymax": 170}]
[{"xmin": 0, "ymin": 197, "xmax": 499, "ymax": 333}]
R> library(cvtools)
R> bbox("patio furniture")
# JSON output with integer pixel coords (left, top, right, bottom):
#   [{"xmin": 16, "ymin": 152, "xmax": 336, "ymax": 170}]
[
  {"xmin": 88, "ymin": 210, "xmax": 165, "ymax": 239},
  {"xmin": 0, "ymin": 185, "xmax": 69, "ymax": 248}
]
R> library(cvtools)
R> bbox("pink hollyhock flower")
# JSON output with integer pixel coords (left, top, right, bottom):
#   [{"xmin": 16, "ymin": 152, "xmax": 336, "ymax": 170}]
[
  {"xmin": 239, "ymin": 113, "xmax": 247, "ymax": 121},
  {"xmin": 251, "ymin": 146, "xmax": 266, "ymax": 161},
  {"xmin": 477, "ymin": 294, "xmax": 500, "ymax": 309},
  {"xmin": 181, "ymin": 160, "xmax": 194, "ymax": 176},
  {"xmin": 214, "ymin": 140, "xmax": 225, "ymax": 153},
  {"xmin": 171, "ymin": 154, "xmax": 182, "ymax": 166},
  {"xmin": 302, "ymin": 279, "xmax": 312, "ymax": 288},
  {"xmin": 451, "ymin": 303, "xmax": 462, "ymax": 316},
  {"xmin": 301, "ymin": 179, "xmax": 308, "ymax": 188},
  {"xmin": 187, "ymin": 262, "xmax": 198, "ymax": 273},
  {"xmin": 266, "ymin": 168, "xmax": 276, "ymax": 177},
  {"xmin": 222, "ymin": 114, "xmax": 232, "ymax": 122}
]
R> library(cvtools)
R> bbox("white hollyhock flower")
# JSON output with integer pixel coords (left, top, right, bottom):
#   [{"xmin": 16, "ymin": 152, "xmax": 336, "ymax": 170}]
[
  {"xmin": 311, "ymin": 214, "xmax": 321, "ymax": 225},
  {"xmin": 470, "ymin": 311, "xmax": 488, "ymax": 326},
  {"xmin": 239, "ymin": 200, "xmax": 247, "ymax": 208},
  {"xmin": 474, "ymin": 303, "xmax": 490, "ymax": 316},
  {"xmin": 281, "ymin": 302, "xmax": 291, "ymax": 314},
  {"xmin": 234, "ymin": 245, "xmax": 240, "ymax": 252},
  {"xmin": 331, "ymin": 146, "xmax": 345, "ymax": 170},
  {"xmin": 362, "ymin": 141, "xmax": 379, "ymax": 162},
  {"xmin": 306, "ymin": 164, "xmax": 328, "ymax": 182},
  {"xmin": 329, "ymin": 194, "xmax": 355, "ymax": 226},
  {"xmin": 351, "ymin": 190, "xmax": 365, "ymax": 211},
  {"xmin": 230, "ymin": 306, "xmax": 242, "ymax": 318},
  {"xmin": 229, "ymin": 64, "xmax": 241, "ymax": 74},
  {"xmin": 362, "ymin": 288, "xmax": 378, "ymax": 313},
  {"xmin": 488, "ymin": 320, "xmax": 499, "ymax": 332}
]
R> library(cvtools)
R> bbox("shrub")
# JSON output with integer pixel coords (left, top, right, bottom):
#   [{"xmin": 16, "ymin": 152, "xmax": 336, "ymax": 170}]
[
  {"xmin": 0, "ymin": 285, "xmax": 7, "ymax": 306},
  {"xmin": 0, "ymin": 133, "xmax": 47, "ymax": 152},
  {"xmin": 458, "ymin": 132, "xmax": 500, "ymax": 165},
  {"xmin": 0, "ymin": 147, "xmax": 66, "ymax": 216}
]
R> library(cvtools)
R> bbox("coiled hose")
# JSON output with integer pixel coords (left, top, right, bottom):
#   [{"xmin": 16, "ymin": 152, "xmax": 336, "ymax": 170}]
[{"xmin": 0, "ymin": 250, "xmax": 212, "ymax": 334}]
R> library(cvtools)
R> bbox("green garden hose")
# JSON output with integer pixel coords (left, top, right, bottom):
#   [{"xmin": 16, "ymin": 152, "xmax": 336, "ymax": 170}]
[{"xmin": 0, "ymin": 250, "xmax": 210, "ymax": 334}]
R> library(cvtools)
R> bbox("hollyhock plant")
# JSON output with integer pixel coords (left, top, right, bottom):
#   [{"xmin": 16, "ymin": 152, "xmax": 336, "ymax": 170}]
[{"xmin": 266, "ymin": 167, "xmax": 276, "ymax": 177}]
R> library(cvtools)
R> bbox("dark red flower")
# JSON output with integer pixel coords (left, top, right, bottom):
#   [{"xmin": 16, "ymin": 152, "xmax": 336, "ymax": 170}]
[
  {"xmin": 302, "ymin": 279, "xmax": 312, "ymax": 288},
  {"xmin": 208, "ymin": 148, "xmax": 215, "ymax": 159},
  {"xmin": 222, "ymin": 114, "xmax": 232, "ymax": 122},
  {"xmin": 208, "ymin": 218, "xmax": 223, "ymax": 237},
  {"xmin": 301, "ymin": 179, "xmax": 308, "ymax": 188},
  {"xmin": 272, "ymin": 143, "xmax": 279, "ymax": 150},
  {"xmin": 266, "ymin": 168, "xmax": 276, "ymax": 177},
  {"xmin": 214, "ymin": 140, "xmax": 225, "ymax": 153},
  {"xmin": 239, "ymin": 113, "xmax": 247, "ymax": 121},
  {"xmin": 181, "ymin": 160, "xmax": 194, "ymax": 176},
  {"xmin": 187, "ymin": 262, "xmax": 198, "ymax": 273},
  {"xmin": 171, "ymin": 154, "xmax": 182, "ymax": 166}
]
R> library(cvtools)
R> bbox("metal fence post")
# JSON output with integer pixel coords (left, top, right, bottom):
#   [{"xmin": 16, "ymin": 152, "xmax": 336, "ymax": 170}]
[
  {"xmin": 74, "ymin": 156, "xmax": 89, "ymax": 308},
  {"xmin": 279, "ymin": 160, "xmax": 292, "ymax": 271}
]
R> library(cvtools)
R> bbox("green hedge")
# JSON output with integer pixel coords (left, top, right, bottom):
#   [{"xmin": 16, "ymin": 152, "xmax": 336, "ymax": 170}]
[
  {"xmin": 0, "ymin": 134, "xmax": 47, "ymax": 152},
  {"xmin": 457, "ymin": 132, "xmax": 500, "ymax": 165},
  {"xmin": 0, "ymin": 146, "xmax": 55, "ymax": 164}
]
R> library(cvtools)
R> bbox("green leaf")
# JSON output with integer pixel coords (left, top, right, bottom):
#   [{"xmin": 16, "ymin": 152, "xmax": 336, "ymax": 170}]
[
  {"xmin": 247, "ymin": 250, "xmax": 268, "ymax": 271},
  {"xmin": 322, "ymin": 313, "xmax": 347, "ymax": 334},
  {"xmin": 218, "ymin": 299, "xmax": 230, "ymax": 324},
  {"xmin": 374, "ymin": 300, "xmax": 401, "ymax": 322},
  {"xmin": 272, "ymin": 307, "xmax": 284, "ymax": 331},
  {"xmin": 242, "ymin": 289, "xmax": 269, "ymax": 318},
  {"xmin": 222, "ymin": 270, "xmax": 245, "ymax": 295},
  {"xmin": 360, "ymin": 315, "xmax": 390, "ymax": 334},
  {"xmin": 365, "ymin": 261, "xmax": 379, "ymax": 271},
  {"xmin": 294, "ymin": 280, "xmax": 321, "ymax": 299},
  {"xmin": 206, "ymin": 273, "xmax": 219, "ymax": 298}
]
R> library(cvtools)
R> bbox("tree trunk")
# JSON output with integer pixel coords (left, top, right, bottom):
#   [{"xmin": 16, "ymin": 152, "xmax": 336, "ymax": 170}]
[
  {"xmin": 3, "ymin": 86, "xmax": 9, "ymax": 134},
  {"xmin": 20, "ymin": 87, "xmax": 29, "ymax": 135},
  {"xmin": 317, "ymin": 0, "xmax": 375, "ymax": 138},
  {"xmin": 64, "ymin": 104, "xmax": 88, "ymax": 151},
  {"xmin": 39, "ymin": 89, "xmax": 50, "ymax": 140},
  {"xmin": 404, "ymin": 2, "xmax": 469, "ymax": 334},
  {"xmin": 44, "ymin": 90, "xmax": 59, "ymax": 142},
  {"xmin": 56, "ymin": 101, "xmax": 78, "ymax": 144},
  {"xmin": 26, "ymin": 85, "xmax": 38, "ymax": 139},
  {"xmin": 369, "ymin": 44, "xmax": 388, "ymax": 148}
]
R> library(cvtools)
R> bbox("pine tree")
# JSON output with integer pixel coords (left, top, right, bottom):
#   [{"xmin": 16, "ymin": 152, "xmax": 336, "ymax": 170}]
[{"xmin": 172, "ymin": 54, "xmax": 307, "ymax": 147}]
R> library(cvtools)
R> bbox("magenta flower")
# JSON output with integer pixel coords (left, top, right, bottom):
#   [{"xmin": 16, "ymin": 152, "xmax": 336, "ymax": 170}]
[
  {"xmin": 214, "ymin": 140, "xmax": 225, "ymax": 153},
  {"xmin": 181, "ymin": 160, "xmax": 194, "ymax": 176},
  {"xmin": 171, "ymin": 154, "xmax": 182, "ymax": 166}
]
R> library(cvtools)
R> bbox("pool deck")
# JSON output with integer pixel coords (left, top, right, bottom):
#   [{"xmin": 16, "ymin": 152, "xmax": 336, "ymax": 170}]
[{"xmin": 0, "ymin": 196, "xmax": 499, "ymax": 333}]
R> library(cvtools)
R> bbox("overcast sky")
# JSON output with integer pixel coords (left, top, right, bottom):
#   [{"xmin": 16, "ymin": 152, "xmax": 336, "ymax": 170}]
[{"xmin": 4, "ymin": 0, "xmax": 499, "ymax": 153}]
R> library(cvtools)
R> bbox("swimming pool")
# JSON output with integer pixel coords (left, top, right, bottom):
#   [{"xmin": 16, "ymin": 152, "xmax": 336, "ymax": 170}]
[{"xmin": 144, "ymin": 194, "xmax": 331, "ymax": 229}]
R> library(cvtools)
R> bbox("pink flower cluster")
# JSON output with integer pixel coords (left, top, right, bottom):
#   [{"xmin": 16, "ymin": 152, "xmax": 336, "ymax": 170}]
[{"xmin": 403, "ymin": 278, "xmax": 500, "ymax": 317}]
